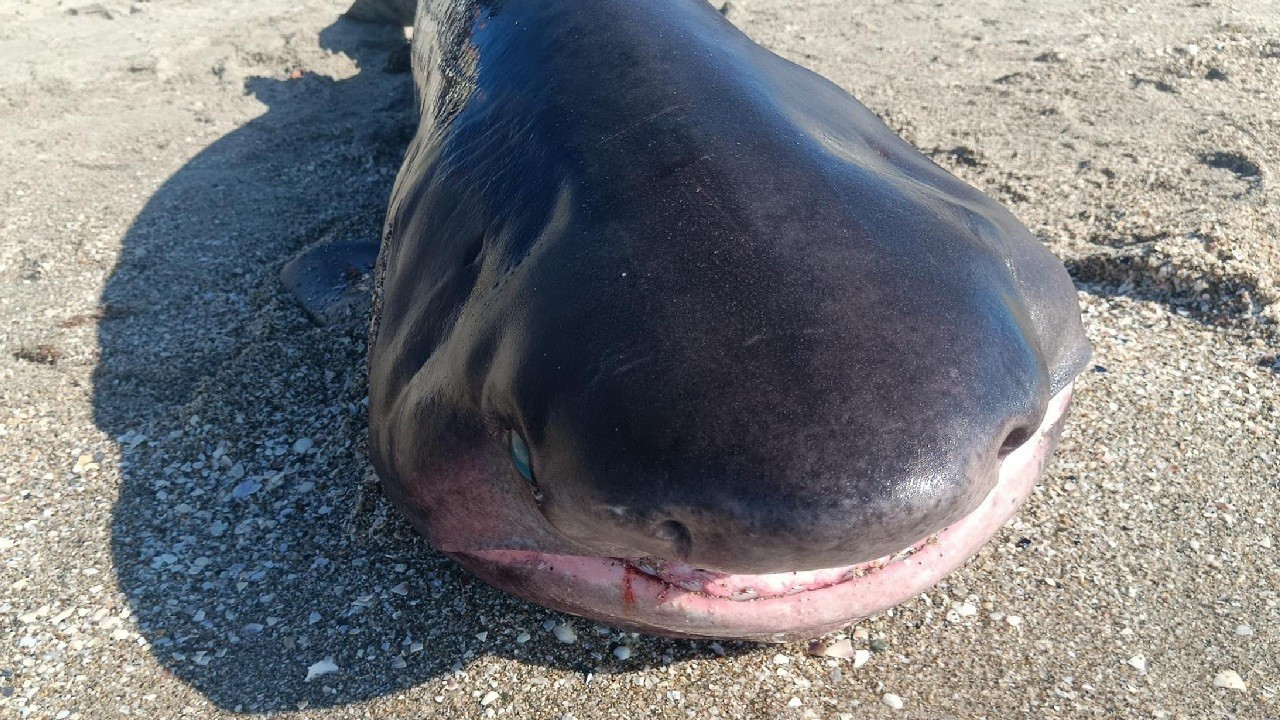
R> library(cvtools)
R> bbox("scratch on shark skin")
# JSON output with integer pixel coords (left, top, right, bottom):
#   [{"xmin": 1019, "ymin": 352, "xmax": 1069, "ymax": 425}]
[{"xmin": 597, "ymin": 105, "xmax": 689, "ymax": 146}]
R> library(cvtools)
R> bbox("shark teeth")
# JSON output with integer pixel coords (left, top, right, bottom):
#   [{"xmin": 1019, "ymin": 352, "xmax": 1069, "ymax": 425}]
[{"xmin": 619, "ymin": 533, "xmax": 943, "ymax": 601}]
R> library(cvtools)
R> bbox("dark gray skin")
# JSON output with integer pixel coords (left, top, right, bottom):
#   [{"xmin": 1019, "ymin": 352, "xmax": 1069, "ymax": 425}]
[{"xmin": 320, "ymin": 0, "xmax": 1091, "ymax": 583}]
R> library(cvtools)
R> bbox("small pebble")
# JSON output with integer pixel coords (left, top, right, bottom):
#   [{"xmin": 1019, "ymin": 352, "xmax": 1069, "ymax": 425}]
[
  {"xmin": 809, "ymin": 638, "xmax": 854, "ymax": 659},
  {"xmin": 480, "ymin": 690, "xmax": 500, "ymax": 706},
  {"xmin": 231, "ymin": 478, "xmax": 260, "ymax": 500},
  {"xmin": 773, "ymin": 653, "xmax": 791, "ymax": 665},
  {"xmin": 72, "ymin": 454, "xmax": 98, "ymax": 474},
  {"xmin": 1234, "ymin": 624, "xmax": 1253, "ymax": 636},
  {"xmin": 292, "ymin": 437, "xmax": 313, "ymax": 454},
  {"xmin": 883, "ymin": 693, "xmax": 905, "ymax": 710},
  {"xmin": 853, "ymin": 649, "xmax": 871, "ymax": 669},
  {"xmin": 786, "ymin": 697, "xmax": 802, "ymax": 708},
  {"xmin": 515, "ymin": 632, "xmax": 531, "ymax": 644},
  {"xmin": 553, "ymin": 624, "xmax": 577, "ymax": 644},
  {"xmin": 1212, "ymin": 670, "xmax": 1246, "ymax": 691},
  {"xmin": 613, "ymin": 646, "xmax": 632, "ymax": 660},
  {"xmin": 1127, "ymin": 654, "xmax": 1147, "ymax": 672},
  {"xmin": 305, "ymin": 658, "xmax": 339, "ymax": 681}
]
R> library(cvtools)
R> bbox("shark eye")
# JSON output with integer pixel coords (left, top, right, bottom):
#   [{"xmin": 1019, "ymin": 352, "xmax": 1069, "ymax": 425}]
[{"xmin": 509, "ymin": 431, "xmax": 534, "ymax": 483}]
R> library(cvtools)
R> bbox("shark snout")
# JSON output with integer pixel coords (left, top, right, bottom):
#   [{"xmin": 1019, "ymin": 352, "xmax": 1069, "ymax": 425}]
[{"xmin": 517, "ymin": 373, "xmax": 1049, "ymax": 576}]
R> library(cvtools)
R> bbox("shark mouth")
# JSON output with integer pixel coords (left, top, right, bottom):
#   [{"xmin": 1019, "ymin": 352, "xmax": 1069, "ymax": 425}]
[{"xmin": 453, "ymin": 382, "xmax": 1074, "ymax": 641}]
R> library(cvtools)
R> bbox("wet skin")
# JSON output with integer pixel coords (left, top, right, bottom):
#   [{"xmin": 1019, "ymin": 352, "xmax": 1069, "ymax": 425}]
[{"xmin": 362, "ymin": 0, "xmax": 1091, "ymax": 639}]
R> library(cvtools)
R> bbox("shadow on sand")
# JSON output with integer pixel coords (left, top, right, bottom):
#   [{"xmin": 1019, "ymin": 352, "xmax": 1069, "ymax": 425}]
[
  {"xmin": 94, "ymin": 16, "xmax": 745, "ymax": 712},
  {"xmin": 1067, "ymin": 248, "xmax": 1274, "ymax": 356}
]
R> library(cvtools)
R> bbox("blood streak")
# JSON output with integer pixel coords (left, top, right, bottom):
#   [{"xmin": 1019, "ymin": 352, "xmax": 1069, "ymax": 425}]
[{"xmin": 621, "ymin": 562, "xmax": 638, "ymax": 611}]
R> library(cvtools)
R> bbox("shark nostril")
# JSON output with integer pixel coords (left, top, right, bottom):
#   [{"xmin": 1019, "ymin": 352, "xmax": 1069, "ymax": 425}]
[
  {"xmin": 998, "ymin": 425, "xmax": 1034, "ymax": 459},
  {"xmin": 653, "ymin": 520, "xmax": 693, "ymax": 560}
]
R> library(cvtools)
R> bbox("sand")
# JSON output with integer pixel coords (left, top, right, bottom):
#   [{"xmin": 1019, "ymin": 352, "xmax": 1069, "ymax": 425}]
[{"xmin": 1, "ymin": 0, "xmax": 1277, "ymax": 718}]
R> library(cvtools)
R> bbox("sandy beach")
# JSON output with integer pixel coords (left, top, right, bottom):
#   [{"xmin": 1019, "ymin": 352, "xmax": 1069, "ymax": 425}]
[{"xmin": 1, "ymin": 0, "xmax": 1277, "ymax": 717}]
